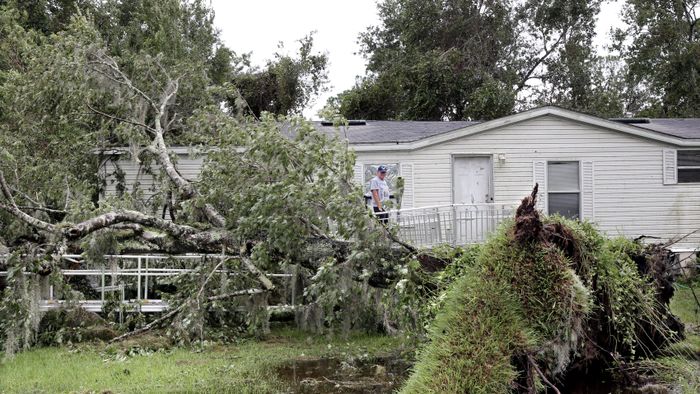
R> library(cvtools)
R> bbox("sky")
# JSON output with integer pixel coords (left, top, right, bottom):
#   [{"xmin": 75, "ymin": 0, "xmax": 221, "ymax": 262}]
[{"xmin": 211, "ymin": 0, "xmax": 626, "ymax": 120}]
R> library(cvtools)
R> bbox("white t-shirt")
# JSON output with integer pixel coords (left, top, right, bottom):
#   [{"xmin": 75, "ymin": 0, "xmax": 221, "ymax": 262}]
[{"xmin": 369, "ymin": 176, "xmax": 390, "ymax": 208}]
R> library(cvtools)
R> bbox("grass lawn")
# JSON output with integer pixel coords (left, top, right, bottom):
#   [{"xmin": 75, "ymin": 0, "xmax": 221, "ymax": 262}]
[
  {"xmin": 0, "ymin": 328, "xmax": 406, "ymax": 393},
  {"xmin": 0, "ymin": 281, "xmax": 697, "ymax": 394},
  {"xmin": 660, "ymin": 280, "xmax": 700, "ymax": 393}
]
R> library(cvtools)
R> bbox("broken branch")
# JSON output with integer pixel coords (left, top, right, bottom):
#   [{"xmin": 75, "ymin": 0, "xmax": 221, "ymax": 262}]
[
  {"xmin": 87, "ymin": 103, "xmax": 156, "ymax": 135},
  {"xmin": 240, "ymin": 256, "xmax": 275, "ymax": 291}
]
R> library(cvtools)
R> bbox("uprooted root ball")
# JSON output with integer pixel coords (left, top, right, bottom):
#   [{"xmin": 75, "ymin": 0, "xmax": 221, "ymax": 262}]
[{"xmin": 401, "ymin": 186, "xmax": 683, "ymax": 393}]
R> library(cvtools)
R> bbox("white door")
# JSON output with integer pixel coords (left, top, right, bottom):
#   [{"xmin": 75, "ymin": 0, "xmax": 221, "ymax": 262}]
[
  {"xmin": 453, "ymin": 156, "xmax": 492, "ymax": 204},
  {"xmin": 453, "ymin": 156, "xmax": 493, "ymax": 243}
]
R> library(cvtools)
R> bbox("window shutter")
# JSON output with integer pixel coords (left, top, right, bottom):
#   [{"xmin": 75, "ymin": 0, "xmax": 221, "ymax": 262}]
[
  {"xmin": 399, "ymin": 162, "xmax": 414, "ymax": 209},
  {"xmin": 533, "ymin": 161, "xmax": 547, "ymax": 213},
  {"xmin": 353, "ymin": 163, "xmax": 364, "ymax": 188},
  {"xmin": 581, "ymin": 161, "xmax": 594, "ymax": 220},
  {"xmin": 662, "ymin": 149, "xmax": 677, "ymax": 185}
]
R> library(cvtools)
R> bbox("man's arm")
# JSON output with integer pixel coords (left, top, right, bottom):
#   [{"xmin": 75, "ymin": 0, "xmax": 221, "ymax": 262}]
[{"xmin": 371, "ymin": 189, "xmax": 382, "ymax": 210}]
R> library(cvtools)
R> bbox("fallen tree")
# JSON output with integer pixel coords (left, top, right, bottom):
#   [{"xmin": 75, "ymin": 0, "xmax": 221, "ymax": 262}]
[
  {"xmin": 401, "ymin": 186, "xmax": 685, "ymax": 393},
  {"xmin": 0, "ymin": 11, "xmax": 419, "ymax": 354}
]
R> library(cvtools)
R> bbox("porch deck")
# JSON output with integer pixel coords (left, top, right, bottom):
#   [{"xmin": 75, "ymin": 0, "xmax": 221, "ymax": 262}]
[{"xmin": 381, "ymin": 203, "xmax": 515, "ymax": 248}]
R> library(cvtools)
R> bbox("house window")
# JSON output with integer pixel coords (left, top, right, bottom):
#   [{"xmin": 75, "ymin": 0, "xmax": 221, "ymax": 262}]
[
  {"xmin": 677, "ymin": 150, "xmax": 700, "ymax": 183},
  {"xmin": 548, "ymin": 161, "xmax": 580, "ymax": 219},
  {"xmin": 362, "ymin": 163, "xmax": 399, "ymax": 193}
]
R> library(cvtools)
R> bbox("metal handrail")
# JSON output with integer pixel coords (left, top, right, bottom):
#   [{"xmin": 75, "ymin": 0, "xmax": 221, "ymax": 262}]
[
  {"xmin": 376, "ymin": 202, "xmax": 516, "ymax": 214},
  {"xmin": 0, "ymin": 254, "xmax": 295, "ymax": 313},
  {"xmin": 372, "ymin": 203, "xmax": 517, "ymax": 248}
]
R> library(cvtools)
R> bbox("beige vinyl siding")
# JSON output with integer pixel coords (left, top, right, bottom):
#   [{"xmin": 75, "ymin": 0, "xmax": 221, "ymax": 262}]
[
  {"xmin": 102, "ymin": 154, "xmax": 204, "ymax": 216},
  {"xmin": 355, "ymin": 115, "xmax": 700, "ymax": 248}
]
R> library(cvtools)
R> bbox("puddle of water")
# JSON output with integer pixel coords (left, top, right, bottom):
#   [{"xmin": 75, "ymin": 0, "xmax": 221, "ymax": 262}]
[
  {"xmin": 276, "ymin": 355, "xmax": 411, "ymax": 394},
  {"xmin": 563, "ymin": 376, "xmax": 624, "ymax": 394},
  {"xmin": 277, "ymin": 356, "xmax": 654, "ymax": 393}
]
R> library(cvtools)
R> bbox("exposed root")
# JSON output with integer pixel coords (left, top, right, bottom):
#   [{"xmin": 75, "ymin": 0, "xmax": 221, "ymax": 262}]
[
  {"xmin": 528, "ymin": 354, "xmax": 561, "ymax": 394},
  {"xmin": 514, "ymin": 184, "xmax": 543, "ymax": 244}
]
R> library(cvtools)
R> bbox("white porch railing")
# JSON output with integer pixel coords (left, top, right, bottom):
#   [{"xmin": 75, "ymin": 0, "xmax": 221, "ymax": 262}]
[
  {"xmin": 0, "ymin": 254, "xmax": 295, "ymax": 315},
  {"xmin": 377, "ymin": 203, "xmax": 515, "ymax": 248}
]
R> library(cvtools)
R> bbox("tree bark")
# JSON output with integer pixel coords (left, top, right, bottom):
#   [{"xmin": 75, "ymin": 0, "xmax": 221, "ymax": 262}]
[{"xmin": 65, "ymin": 210, "xmax": 196, "ymax": 239}]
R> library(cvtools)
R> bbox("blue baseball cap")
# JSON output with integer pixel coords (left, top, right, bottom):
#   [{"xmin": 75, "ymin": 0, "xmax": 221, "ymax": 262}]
[{"xmin": 377, "ymin": 165, "xmax": 388, "ymax": 173}]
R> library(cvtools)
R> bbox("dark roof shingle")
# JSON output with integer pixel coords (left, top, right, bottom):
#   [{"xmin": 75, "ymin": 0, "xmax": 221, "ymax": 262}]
[
  {"xmin": 628, "ymin": 119, "xmax": 700, "ymax": 140},
  {"xmin": 311, "ymin": 120, "xmax": 479, "ymax": 144}
]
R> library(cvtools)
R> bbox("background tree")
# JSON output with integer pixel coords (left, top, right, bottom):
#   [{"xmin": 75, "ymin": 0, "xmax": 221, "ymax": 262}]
[
  {"xmin": 337, "ymin": 0, "xmax": 519, "ymax": 121},
  {"xmin": 0, "ymin": 0, "xmax": 95, "ymax": 34},
  {"xmin": 617, "ymin": 0, "xmax": 700, "ymax": 117},
  {"xmin": 517, "ymin": 0, "xmax": 605, "ymax": 112},
  {"xmin": 332, "ymin": 0, "xmax": 612, "ymax": 120},
  {"xmin": 227, "ymin": 34, "xmax": 329, "ymax": 118}
]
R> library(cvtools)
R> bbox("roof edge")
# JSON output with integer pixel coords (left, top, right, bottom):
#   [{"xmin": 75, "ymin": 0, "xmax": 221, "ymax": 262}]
[{"xmin": 351, "ymin": 106, "xmax": 700, "ymax": 152}]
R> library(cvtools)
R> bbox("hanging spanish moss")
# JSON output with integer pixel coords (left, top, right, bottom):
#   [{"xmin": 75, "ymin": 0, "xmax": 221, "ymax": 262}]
[{"xmin": 0, "ymin": 255, "xmax": 44, "ymax": 357}]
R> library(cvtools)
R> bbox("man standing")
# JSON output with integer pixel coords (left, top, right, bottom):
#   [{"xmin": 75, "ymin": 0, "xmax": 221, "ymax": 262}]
[{"xmin": 370, "ymin": 165, "xmax": 390, "ymax": 223}]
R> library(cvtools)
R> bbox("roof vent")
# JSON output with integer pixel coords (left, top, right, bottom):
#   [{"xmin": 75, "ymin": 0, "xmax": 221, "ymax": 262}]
[
  {"xmin": 609, "ymin": 118, "xmax": 651, "ymax": 124},
  {"xmin": 320, "ymin": 120, "xmax": 367, "ymax": 126}
]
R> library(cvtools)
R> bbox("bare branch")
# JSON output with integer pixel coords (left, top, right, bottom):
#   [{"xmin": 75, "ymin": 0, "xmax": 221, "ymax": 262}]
[
  {"xmin": 87, "ymin": 103, "xmax": 156, "ymax": 135},
  {"xmin": 151, "ymin": 76, "xmax": 180, "ymax": 137},
  {"xmin": 516, "ymin": 28, "xmax": 569, "ymax": 93},
  {"xmin": 147, "ymin": 133, "xmax": 227, "ymax": 227},
  {"xmin": 165, "ymin": 112, "xmax": 180, "ymax": 131},
  {"xmin": 663, "ymin": 228, "xmax": 700, "ymax": 248},
  {"xmin": 88, "ymin": 53, "xmax": 158, "ymax": 111},
  {"xmin": 0, "ymin": 170, "xmax": 60, "ymax": 233},
  {"xmin": 688, "ymin": 285, "xmax": 700, "ymax": 313},
  {"xmin": 207, "ymin": 288, "xmax": 265, "ymax": 301},
  {"xmin": 198, "ymin": 261, "xmax": 224, "ymax": 299},
  {"xmin": 88, "ymin": 51, "xmax": 227, "ymax": 228},
  {"xmin": 147, "ymin": 136, "xmax": 196, "ymax": 199},
  {"xmin": 159, "ymin": 79, "xmax": 179, "ymax": 120},
  {"xmin": 383, "ymin": 224, "xmax": 417, "ymax": 253},
  {"xmin": 109, "ymin": 302, "xmax": 186, "ymax": 343},
  {"xmin": 0, "ymin": 170, "xmax": 16, "ymax": 207},
  {"xmin": 108, "ymin": 287, "xmax": 266, "ymax": 343},
  {"xmin": 16, "ymin": 206, "xmax": 67, "ymax": 214},
  {"xmin": 110, "ymin": 254, "xmax": 267, "ymax": 343},
  {"xmin": 528, "ymin": 354, "xmax": 561, "ymax": 394},
  {"xmin": 60, "ymin": 209, "xmax": 234, "ymax": 253},
  {"xmin": 240, "ymin": 256, "xmax": 275, "ymax": 291},
  {"xmin": 63, "ymin": 178, "xmax": 71, "ymax": 210},
  {"xmin": 202, "ymin": 204, "xmax": 227, "ymax": 227},
  {"xmin": 10, "ymin": 186, "xmax": 40, "ymax": 206}
]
